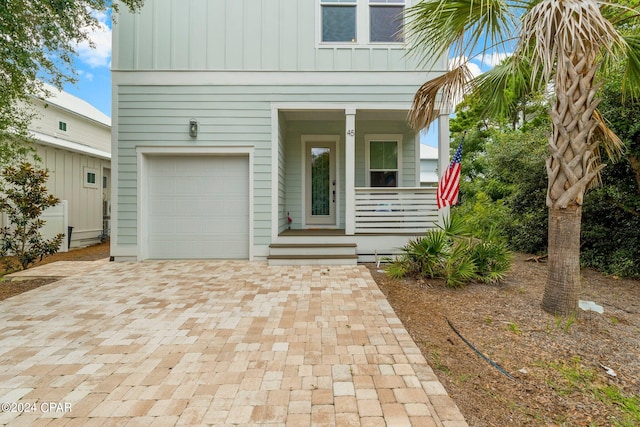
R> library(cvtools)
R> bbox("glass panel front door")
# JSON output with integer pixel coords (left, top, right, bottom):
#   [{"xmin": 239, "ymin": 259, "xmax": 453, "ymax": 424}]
[
  {"xmin": 311, "ymin": 147, "xmax": 331, "ymax": 215},
  {"xmin": 305, "ymin": 141, "xmax": 336, "ymax": 226}
]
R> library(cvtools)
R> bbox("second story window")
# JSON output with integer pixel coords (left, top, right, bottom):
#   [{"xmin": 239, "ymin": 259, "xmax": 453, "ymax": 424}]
[
  {"xmin": 84, "ymin": 167, "xmax": 98, "ymax": 189},
  {"xmin": 321, "ymin": 0, "xmax": 357, "ymax": 42},
  {"xmin": 58, "ymin": 121, "xmax": 67, "ymax": 132},
  {"xmin": 370, "ymin": 0, "xmax": 405, "ymax": 43},
  {"xmin": 320, "ymin": 0, "xmax": 405, "ymax": 45}
]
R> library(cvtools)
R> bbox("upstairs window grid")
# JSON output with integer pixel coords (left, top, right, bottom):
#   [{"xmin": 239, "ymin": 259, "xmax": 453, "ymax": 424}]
[
  {"xmin": 320, "ymin": 0, "xmax": 405, "ymax": 44},
  {"xmin": 321, "ymin": 0, "xmax": 357, "ymax": 43},
  {"xmin": 370, "ymin": 0, "xmax": 405, "ymax": 43}
]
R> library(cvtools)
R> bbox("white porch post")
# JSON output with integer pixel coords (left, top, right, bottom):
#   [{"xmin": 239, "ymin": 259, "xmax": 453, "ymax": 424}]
[
  {"xmin": 437, "ymin": 112, "xmax": 450, "ymax": 226},
  {"xmin": 345, "ymin": 108, "xmax": 356, "ymax": 235}
]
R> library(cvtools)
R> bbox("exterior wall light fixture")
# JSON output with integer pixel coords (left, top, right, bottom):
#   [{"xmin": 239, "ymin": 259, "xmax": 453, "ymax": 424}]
[{"xmin": 189, "ymin": 119, "xmax": 198, "ymax": 138}]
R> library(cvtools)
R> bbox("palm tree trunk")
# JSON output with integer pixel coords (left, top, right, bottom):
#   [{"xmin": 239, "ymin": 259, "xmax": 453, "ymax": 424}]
[
  {"xmin": 542, "ymin": 206, "xmax": 581, "ymax": 314},
  {"xmin": 542, "ymin": 48, "xmax": 602, "ymax": 315}
]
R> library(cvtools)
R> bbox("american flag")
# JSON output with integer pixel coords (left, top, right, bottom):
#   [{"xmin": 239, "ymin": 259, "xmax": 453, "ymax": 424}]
[{"xmin": 437, "ymin": 140, "xmax": 463, "ymax": 209}]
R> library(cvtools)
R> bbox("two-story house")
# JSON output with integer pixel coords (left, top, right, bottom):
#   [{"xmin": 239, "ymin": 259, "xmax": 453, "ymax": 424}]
[
  {"xmin": 111, "ymin": 0, "xmax": 451, "ymax": 264},
  {"xmin": 1, "ymin": 86, "xmax": 111, "ymax": 250}
]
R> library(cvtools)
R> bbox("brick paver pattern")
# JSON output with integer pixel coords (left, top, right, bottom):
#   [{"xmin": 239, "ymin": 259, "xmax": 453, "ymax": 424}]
[{"xmin": 0, "ymin": 261, "xmax": 467, "ymax": 426}]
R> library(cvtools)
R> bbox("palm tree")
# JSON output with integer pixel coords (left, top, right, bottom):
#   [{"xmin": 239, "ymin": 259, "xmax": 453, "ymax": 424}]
[{"xmin": 406, "ymin": 0, "xmax": 640, "ymax": 315}]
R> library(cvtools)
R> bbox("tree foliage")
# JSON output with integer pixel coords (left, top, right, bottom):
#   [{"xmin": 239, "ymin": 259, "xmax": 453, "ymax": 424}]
[
  {"xmin": 407, "ymin": 0, "xmax": 640, "ymax": 314},
  {"xmin": 0, "ymin": 162, "xmax": 64, "ymax": 271},
  {"xmin": 0, "ymin": 0, "xmax": 144, "ymax": 136},
  {"xmin": 450, "ymin": 67, "xmax": 640, "ymax": 277},
  {"xmin": 581, "ymin": 68, "xmax": 640, "ymax": 277}
]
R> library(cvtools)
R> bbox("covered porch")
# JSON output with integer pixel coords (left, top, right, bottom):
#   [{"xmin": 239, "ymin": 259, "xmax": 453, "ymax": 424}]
[{"xmin": 269, "ymin": 104, "xmax": 450, "ymax": 264}]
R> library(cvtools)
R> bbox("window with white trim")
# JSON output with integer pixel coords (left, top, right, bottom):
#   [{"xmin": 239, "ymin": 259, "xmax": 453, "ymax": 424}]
[
  {"xmin": 83, "ymin": 167, "xmax": 98, "ymax": 189},
  {"xmin": 320, "ymin": 0, "xmax": 405, "ymax": 44},
  {"xmin": 369, "ymin": 0, "xmax": 405, "ymax": 42},
  {"xmin": 321, "ymin": 0, "xmax": 357, "ymax": 42},
  {"xmin": 366, "ymin": 135, "xmax": 402, "ymax": 187}
]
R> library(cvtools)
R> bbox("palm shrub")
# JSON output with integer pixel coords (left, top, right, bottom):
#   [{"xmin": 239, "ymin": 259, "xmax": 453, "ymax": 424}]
[
  {"xmin": 386, "ymin": 230, "xmax": 450, "ymax": 280},
  {"xmin": 470, "ymin": 239, "xmax": 513, "ymax": 284},
  {"xmin": 386, "ymin": 215, "xmax": 512, "ymax": 287},
  {"xmin": 442, "ymin": 240, "xmax": 478, "ymax": 288}
]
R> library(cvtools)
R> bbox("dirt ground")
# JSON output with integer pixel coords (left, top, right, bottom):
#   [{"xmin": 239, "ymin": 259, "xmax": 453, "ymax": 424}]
[
  {"xmin": 369, "ymin": 255, "xmax": 640, "ymax": 426},
  {"xmin": 0, "ymin": 241, "xmax": 110, "ymax": 301},
  {"xmin": 1, "ymin": 245, "xmax": 638, "ymax": 426}
]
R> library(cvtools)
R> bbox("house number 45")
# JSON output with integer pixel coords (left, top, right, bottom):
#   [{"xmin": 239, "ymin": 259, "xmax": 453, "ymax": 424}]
[{"xmin": 346, "ymin": 129, "xmax": 355, "ymax": 137}]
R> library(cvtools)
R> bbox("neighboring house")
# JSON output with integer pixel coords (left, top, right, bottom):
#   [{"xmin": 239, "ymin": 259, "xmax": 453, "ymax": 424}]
[
  {"xmin": 1, "ymin": 86, "xmax": 111, "ymax": 251},
  {"xmin": 112, "ymin": 0, "xmax": 451, "ymax": 264},
  {"xmin": 420, "ymin": 144, "xmax": 439, "ymax": 186}
]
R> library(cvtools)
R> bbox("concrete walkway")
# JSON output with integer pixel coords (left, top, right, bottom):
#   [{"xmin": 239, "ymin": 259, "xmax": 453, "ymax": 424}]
[{"xmin": 0, "ymin": 261, "xmax": 467, "ymax": 426}]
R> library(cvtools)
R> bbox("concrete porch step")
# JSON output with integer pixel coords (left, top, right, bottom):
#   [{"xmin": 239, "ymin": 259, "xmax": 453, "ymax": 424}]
[
  {"xmin": 269, "ymin": 243, "xmax": 356, "ymax": 256},
  {"xmin": 267, "ymin": 243, "xmax": 358, "ymax": 266}
]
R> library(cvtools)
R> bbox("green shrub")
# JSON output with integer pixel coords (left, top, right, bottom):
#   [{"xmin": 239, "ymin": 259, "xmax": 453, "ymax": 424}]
[
  {"xmin": 581, "ymin": 176, "xmax": 640, "ymax": 277},
  {"xmin": 397, "ymin": 230, "xmax": 450, "ymax": 279},
  {"xmin": 0, "ymin": 162, "xmax": 64, "ymax": 271},
  {"xmin": 386, "ymin": 215, "xmax": 513, "ymax": 287},
  {"xmin": 470, "ymin": 239, "xmax": 513, "ymax": 284},
  {"xmin": 442, "ymin": 241, "xmax": 478, "ymax": 288},
  {"xmin": 455, "ymin": 191, "xmax": 510, "ymax": 242}
]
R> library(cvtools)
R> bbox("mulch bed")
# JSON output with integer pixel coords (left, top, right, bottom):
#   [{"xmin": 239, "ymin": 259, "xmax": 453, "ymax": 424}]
[{"xmin": 368, "ymin": 254, "xmax": 640, "ymax": 426}]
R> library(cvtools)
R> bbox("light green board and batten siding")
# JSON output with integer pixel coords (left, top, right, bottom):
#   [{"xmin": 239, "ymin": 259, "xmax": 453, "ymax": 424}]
[
  {"xmin": 114, "ymin": 0, "xmax": 437, "ymax": 73},
  {"xmin": 115, "ymin": 84, "xmax": 422, "ymax": 247},
  {"xmin": 113, "ymin": 0, "xmax": 445, "ymax": 258}
]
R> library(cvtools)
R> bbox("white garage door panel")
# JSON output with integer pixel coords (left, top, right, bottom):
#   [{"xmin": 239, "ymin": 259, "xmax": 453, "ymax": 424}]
[
  {"xmin": 149, "ymin": 218, "xmax": 177, "ymax": 234},
  {"xmin": 147, "ymin": 156, "xmax": 249, "ymax": 259}
]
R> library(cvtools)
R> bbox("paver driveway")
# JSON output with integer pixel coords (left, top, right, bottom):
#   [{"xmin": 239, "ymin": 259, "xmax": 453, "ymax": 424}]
[{"xmin": 0, "ymin": 261, "xmax": 467, "ymax": 426}]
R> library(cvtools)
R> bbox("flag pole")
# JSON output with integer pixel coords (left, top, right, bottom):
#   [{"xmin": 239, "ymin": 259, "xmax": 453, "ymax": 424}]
[{"xmin": 437, "ymin": 131, "xmax": 465, "ymax": 225}]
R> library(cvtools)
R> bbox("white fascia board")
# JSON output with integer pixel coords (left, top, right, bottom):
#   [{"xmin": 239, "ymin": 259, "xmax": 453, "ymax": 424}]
[
  {"xmin": 111, "ymin": 70, "xmax": 444, "ymax": 87},
  {"xmin": 43, "ymin": 103, "xmax": 111, "ymax": 129},
  {"xmin": 34, "ymin": 84, "xmax": 111, "ymax": 127},
  {"xmin": 30, "ymin": 131, "xmax": 111, "ymax": 160},
  {"xmin": 272, "ymin": 102, "xmax": 412, "ymax": 111}
]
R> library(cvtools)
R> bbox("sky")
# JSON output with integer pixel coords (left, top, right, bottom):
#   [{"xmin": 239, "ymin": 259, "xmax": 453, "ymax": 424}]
[
  {"xmin": 420, "ymin": 52, "xmax": 508, "ymax": 146},
  {"xmin": 62, "ymin": 11, "xmax": 113, "ymax": 118},
  {"xmin": 62, "ymin": 12, "xmax": 507, "ymax": 148}
]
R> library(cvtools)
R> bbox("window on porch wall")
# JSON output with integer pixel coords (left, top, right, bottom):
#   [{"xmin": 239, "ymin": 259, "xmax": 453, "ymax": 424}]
[{"xmin": 366, "ymin": 137, "xmax": 401, "ymax": 187}]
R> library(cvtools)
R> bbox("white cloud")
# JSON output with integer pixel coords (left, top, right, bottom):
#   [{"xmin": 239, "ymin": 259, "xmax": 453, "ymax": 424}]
[
  {"xmin": 76, "ymin": 11, "xmax": 112, "ymax": 68},
  {"xmin": 449, "ymin": 56, "xmax": 483, "ymax": 78},
  {"xmin": 479, "ymin": 52, "xmax": 512, "ymax": 68},
  {"xmin": 467, "ymin": 61, "xmax": 483, "ymax": 78},
  {"xmin": 78, "ymin": 69, "xmax": 95, "ymax": 82}
]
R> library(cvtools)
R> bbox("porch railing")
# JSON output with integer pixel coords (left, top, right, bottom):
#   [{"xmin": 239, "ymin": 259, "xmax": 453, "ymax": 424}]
[{"xmin": 354, "ymin": 187, "xmax": 439, "ymax": 234}]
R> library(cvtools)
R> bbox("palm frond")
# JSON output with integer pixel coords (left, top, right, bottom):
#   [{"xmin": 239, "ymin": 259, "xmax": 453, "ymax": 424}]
[
  {"xmin": 585, "ymin": 109, "xmax": 625, "ymax": 189},
  {"xmin": 409, "ymin": 63, "xmax": 474, "ymax": 130},
  {"xmin": 405, "ymin": 0, "xmax": 518, "ymax": 68},
  {"xmin": 439, "ymin": 212, "xmax": 471, "ymax": 237},
  {"xmin": 592, "ymin": 109, "xmax": 625, "ymax": 161},
  {"xmin": 472, "ymin": 54, "xmax": 543, "ymax": 120},
  {"xmin": 521, "ymin": 0, "xmax": 623, "ymax": 82},
  {"xmin": 599, "ymin": 1, "xmax": 640, "ymax": 28},
  {"xmin": 620, "ymin": 34, "xmax": 640, "ymax": 99}
]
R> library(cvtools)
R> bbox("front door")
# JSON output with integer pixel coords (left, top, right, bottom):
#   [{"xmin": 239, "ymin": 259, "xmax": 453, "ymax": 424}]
[{"xmin": 305, "ymin": 140, "xmax": 337, "ymax": 226}]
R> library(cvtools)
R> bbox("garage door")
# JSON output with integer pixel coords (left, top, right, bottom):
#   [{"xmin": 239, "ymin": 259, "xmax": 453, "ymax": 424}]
[{"xmin": 147, "ymin": 156, "xmax": 249, "ymax": 259}]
